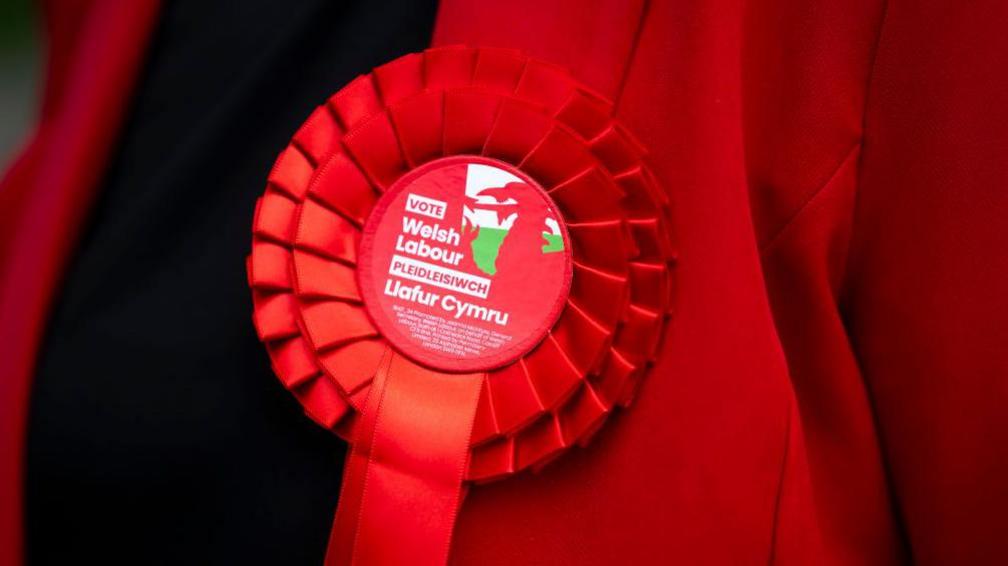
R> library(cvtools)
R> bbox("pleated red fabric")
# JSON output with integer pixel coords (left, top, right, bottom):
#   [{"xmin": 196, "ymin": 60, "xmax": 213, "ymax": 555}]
[{"xmin": 247, "ymin": 47, "xmax": 675, "ymax": 564}]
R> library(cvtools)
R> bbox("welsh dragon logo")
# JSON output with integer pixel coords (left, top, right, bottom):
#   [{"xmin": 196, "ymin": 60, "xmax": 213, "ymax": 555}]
[{"xmin": 461, "ymin": 164, "xmax": 565, "ymax": 277}]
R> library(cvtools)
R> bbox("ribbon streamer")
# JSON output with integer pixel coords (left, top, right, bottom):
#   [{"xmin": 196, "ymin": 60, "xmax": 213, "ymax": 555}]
[{"xmin": 327, "ymin": 350, "xmax": 482, "ymax": 565}]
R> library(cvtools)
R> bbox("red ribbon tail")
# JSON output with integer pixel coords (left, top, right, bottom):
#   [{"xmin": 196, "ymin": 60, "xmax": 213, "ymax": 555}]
[{"xmin": 326, "ymin": 349, "xmax": 484, "ymax": 566}]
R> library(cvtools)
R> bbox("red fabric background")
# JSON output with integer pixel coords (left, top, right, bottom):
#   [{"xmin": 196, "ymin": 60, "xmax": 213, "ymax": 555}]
[
  {"xmin": 436, "ymin": 1, "xmax": 1007, "ymax": 563},
  {"xmin": 845, "ymin": 2, "xmax": 1008, "ymax": 562},
  {"xmin": 2, "ymin": 1, "xmax": 1006, "ymax": 564},
  {"xmin": 0, "ymin": 2, "xmax": 160, "ymax": 564}
]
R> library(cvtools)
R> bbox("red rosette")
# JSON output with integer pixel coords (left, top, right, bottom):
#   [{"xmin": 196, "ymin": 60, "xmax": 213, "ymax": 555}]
[{"xmin": 248, "ymin": 46, "xmax": 676, "ymax": 484}]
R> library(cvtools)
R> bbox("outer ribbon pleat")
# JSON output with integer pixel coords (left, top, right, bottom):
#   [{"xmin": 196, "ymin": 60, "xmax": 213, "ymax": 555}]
[{"xmin": 327, "ymin": 350, "xmax": 484, "ymax": 566}]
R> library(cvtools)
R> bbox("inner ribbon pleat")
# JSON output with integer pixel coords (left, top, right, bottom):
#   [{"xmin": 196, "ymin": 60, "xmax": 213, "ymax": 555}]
[{"xmin": 326, "ymin": 348, "xmax": 484, "ymax": 566}]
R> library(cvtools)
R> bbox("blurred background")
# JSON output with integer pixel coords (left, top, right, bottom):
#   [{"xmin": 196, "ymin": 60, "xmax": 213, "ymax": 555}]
[{"xmin": 0, "ymin": 0, "xmax": 39, "ymax": 169}]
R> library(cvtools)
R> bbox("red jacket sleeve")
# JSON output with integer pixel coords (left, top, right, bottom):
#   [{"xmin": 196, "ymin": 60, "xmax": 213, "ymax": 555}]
[
  {"xmin": 759, "ymin": 1, "xmax": 1008, "ymax": 563},
  {"xmin": 844, "ymin": 2, "xmax": 1008, "ymax": 563}
]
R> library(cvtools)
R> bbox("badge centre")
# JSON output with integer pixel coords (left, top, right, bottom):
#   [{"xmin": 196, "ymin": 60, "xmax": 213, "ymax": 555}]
[{"xmin": 357, "ymin": 155, "xmax": 573, "ymax": 372}]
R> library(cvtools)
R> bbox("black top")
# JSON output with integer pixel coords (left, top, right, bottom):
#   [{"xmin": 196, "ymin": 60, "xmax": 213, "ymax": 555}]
[{"xmin": 26, "ymin": 2, "xmax": 437, "ymax": 563}]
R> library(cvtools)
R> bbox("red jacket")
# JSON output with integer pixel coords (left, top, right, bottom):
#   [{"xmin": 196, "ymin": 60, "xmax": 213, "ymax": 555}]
[{"xmin": 2, "ymin": 1, "xmax": 1006, "ymax": 564}]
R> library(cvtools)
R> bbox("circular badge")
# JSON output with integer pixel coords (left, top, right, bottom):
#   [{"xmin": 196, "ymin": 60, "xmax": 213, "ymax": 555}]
[{"xmin": 357, "ymin": 156, "xmax": 572, "ymax": 372}]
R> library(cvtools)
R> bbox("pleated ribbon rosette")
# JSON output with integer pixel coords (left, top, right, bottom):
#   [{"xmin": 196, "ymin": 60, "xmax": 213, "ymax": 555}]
[{"xmin": 247, "ymin": 46, "xmax": 676, "ymax": 566}]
